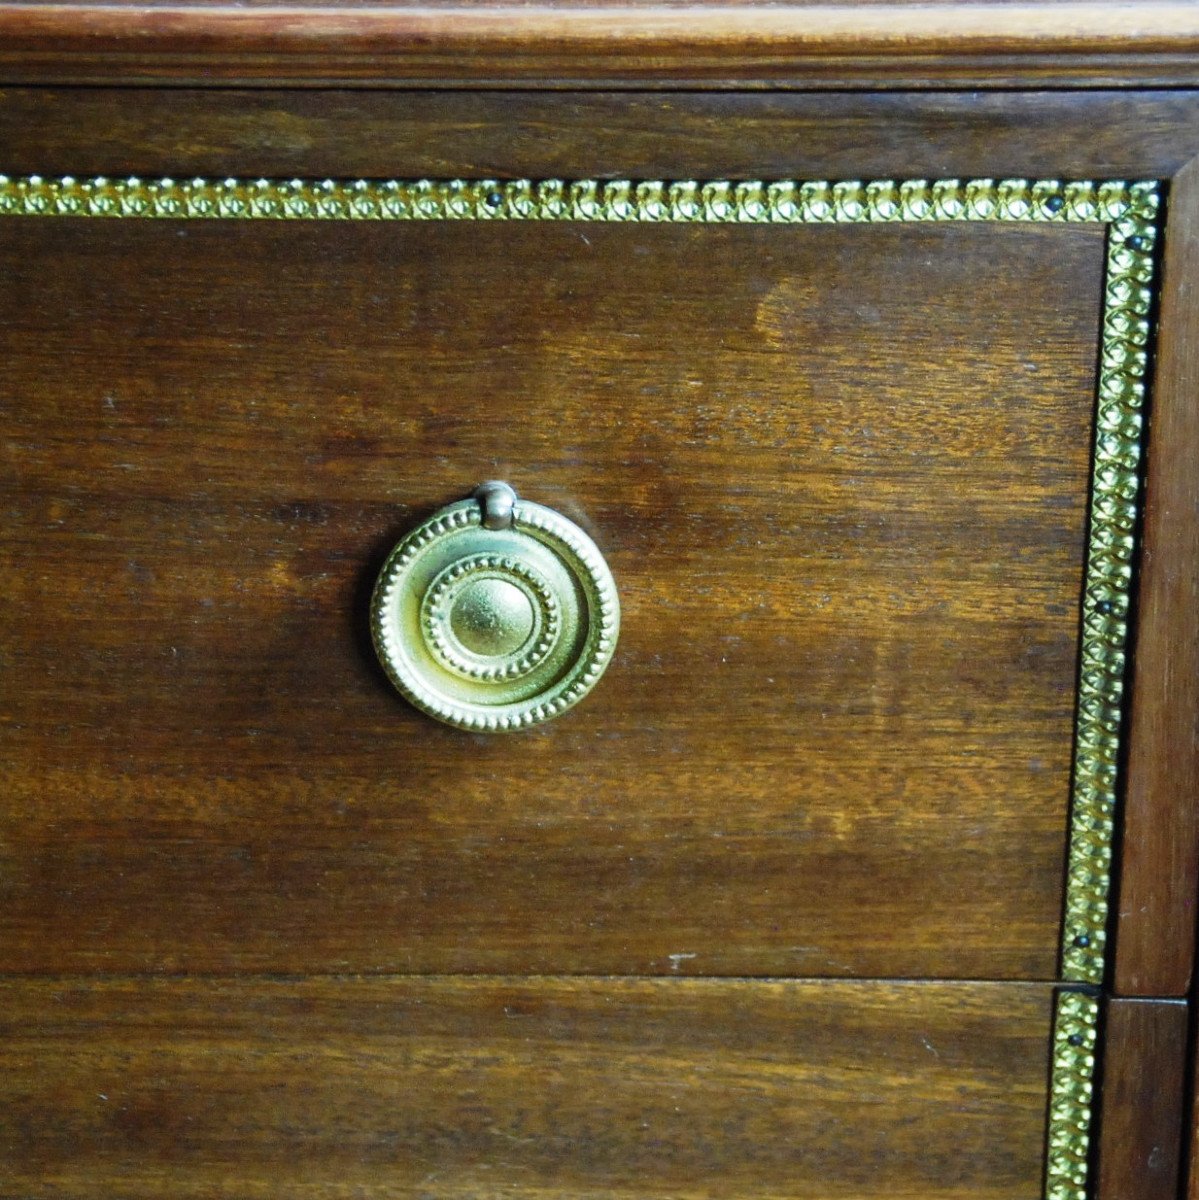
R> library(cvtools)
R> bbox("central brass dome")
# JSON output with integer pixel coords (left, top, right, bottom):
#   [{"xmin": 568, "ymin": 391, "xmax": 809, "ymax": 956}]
[{"xmin": 449, "ymin": 577, "xmax": 536, "ymax": 657}]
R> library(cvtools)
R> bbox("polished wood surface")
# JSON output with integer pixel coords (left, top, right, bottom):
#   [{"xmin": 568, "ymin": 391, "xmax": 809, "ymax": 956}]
[
  {"xmin": 1, "ymin": 215, "xmax": 1104, "ymax": 975},
  {"xmin": 4, "ymin": 88, "xmax": 1199, "ymax": 182},
  {"xmin": 1115, "ymin": 154, "xmax": 1199, "ymax": 998},
  {"xmin": 1, "ymin": 58, "xmax": 1192, "ymax": 1190},
  {"xmin": 1096, "ymin": 998, "xmax": 1188, "ymax": 1200},
  {"xmin": 0, "ymin": 976, "xmax": 1055, "ymax": 1199},
  {"xmin": 0, "ymin": 2, "xmax": 1197, "ymax": 88},
  {"xmin": 1188, "ymin": 1004, "xmax": 1199, "ymax": 1200}
]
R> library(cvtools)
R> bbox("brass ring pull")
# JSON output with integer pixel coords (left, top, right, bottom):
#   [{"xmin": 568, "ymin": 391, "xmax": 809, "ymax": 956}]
[{"xmin": 371, "ymin": 483, "xmax": 620, "ymax": 732}]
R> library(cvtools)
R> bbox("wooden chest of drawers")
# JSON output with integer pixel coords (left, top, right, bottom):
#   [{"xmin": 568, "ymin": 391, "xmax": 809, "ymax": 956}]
[{"xmin": 1, "ymin": 6, "xmax": 1198, "ymax": 1199}]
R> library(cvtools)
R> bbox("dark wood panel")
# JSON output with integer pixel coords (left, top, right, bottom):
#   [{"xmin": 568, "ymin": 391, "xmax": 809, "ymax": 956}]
[
  {"xmin": 1189, "ymin": 1000, "xmax": 1199, "ymax": 1200},
  {"xmin": 1096, "ymin": 998, "xmax": 1189, "ymax": 1200},
  {"xmin": 3, "ymin": 88, "xmax": 1199, "ymax": 181},
  {"xmin": 1116, "ymin": 155, "xmax": 1199, "ymax": 998},
  {"xmin": 0, "ymin": 1, "xmax": 1197, "ymax": 88},
  {"xmin": 0, "ymin": 217, "xmax": 1104, "ymax": 975},
  {"xmin": 0, "ymin": 976, "xmax": 1055, "ymax": 1199}
]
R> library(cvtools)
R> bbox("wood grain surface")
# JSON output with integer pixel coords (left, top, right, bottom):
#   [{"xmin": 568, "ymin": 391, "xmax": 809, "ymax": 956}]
[
  {"xmin": 0, "ymin": 1, "xmax": 1197, "ymax": 88},
  {"xmin": 0, "ymin": 976, "xmax": 1056, "ymax": 1199},
  {"xmin": 3, "ymin": 88, "xmax": 1199, "ymax": 182},
  {"xmin": 1096, "ymin": 998, "xmax": 1188, "ymax": 1200},
  {"xmin": 1115, "ymin": 155, "xmax": 1199, "ymax": 998},
  {"xmin": 0, "ymin": 214, "xmax": 1105, "ymax": 976}
]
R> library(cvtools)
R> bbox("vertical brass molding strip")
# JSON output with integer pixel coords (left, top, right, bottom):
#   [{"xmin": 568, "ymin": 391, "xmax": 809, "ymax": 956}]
[
  {"xmin": 0, "ymin": 172, "xmax": 1163, "ymax": 1198},
  {"xmin": 1045, "ymin": 991, "xmax": 1101, "ymax": 1200},
  {"xmin": 1061, "ymin": 185, "xmax": 1161, "ymax": 985}
]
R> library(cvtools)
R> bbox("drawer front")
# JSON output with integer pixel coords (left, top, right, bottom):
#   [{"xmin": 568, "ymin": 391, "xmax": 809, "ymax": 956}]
[
  {"xmin": 1, "ymin": 976, "xmax": 1060, "ymax": 1200},
  {"xmin": 0, "ymin": 176, "xmax": 1150, "ymax": 984}
]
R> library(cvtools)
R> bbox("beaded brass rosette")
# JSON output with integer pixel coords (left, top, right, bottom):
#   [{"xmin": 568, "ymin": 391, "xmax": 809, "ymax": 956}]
[{"xmin": 370, "ymin": 495, "xmax": 620, "ymax": 732}]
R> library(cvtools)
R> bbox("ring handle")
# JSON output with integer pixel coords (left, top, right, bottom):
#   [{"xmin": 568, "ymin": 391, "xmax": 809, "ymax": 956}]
[{"xmin": 371, "ymin": 483, "xmax": 620, "ymax": 732}]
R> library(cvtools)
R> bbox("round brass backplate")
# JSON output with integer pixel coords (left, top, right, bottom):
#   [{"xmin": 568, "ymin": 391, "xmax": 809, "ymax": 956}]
[{"xmin": 370, "ymin": 487, "xmax": 620, "ymax": 732}]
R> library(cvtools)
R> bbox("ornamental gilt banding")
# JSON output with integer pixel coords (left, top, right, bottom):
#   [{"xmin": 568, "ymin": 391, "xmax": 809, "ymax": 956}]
[
  {"xmin": 1045, "ymin": 992, "xmax": 1100, "ymax": 1200},
  {"xmin": 0, "ymin": 168, "xmax": 1156, "ymax": 969},
  {"xmin": 0, "ymin": 171, "xmax": 1162, "ymax": 1200}
]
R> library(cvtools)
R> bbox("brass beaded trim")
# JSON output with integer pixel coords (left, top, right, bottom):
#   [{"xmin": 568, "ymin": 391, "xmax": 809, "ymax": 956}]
[
  {"xmin": 0, "ymin": 172, "xmax": 1161, "ymax": 1195},
  {"xmin": 1063, "ymin": 191, "xmax": 1160, "ymax": 986},
  {"xmin": 0, "ymin": 173, "xmax": 1158, "ymax": 227},
  {"xmin": 0, "ymin": 170, "xmax": 1157, "ymax": 977},
  {"xmin": 1045, "ymin": 992, "xmax": 1100, "ymax": 1200}
]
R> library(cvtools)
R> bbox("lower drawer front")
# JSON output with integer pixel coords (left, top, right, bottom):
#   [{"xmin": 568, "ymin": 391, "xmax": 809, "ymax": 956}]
[{"xmin": 2, "ymin": 978, "xmax": 1054, "ymax": 1200}]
